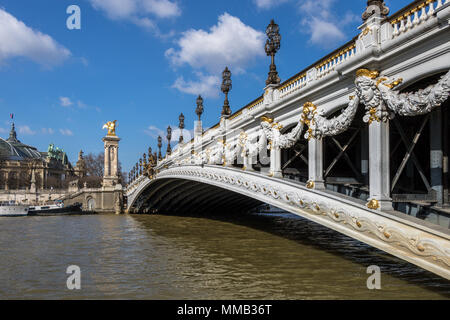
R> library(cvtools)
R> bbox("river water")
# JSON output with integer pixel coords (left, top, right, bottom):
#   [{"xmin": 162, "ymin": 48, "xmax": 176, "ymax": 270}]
[{"xmin": 0, "ymin": 212, "xmax": 449, "ymax": 299}]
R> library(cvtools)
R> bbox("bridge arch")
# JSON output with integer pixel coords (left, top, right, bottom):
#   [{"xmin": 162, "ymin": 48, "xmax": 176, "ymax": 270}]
[{"xmin": 128, "ymin": 175, "xmax": 264, "ymax": 215}]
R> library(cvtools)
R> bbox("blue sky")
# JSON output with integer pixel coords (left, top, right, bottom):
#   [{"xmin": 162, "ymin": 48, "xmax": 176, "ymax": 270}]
[{"xmin": 0, "ymin": 0, "xmax": 412, "ymax": 172}]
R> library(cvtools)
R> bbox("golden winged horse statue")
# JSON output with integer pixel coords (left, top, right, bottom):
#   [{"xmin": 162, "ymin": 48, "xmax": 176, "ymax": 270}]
[{"xmin": 103, "ymin": 120, "xmax": 117, "ymax": 136}]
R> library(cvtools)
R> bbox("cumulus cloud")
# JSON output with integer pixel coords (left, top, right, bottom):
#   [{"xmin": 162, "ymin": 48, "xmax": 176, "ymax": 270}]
[
  {"xmin": 0, "ymin": 8, "xmax": 71, "ymax": 67},
  {"xmin": 59, "ymin": 97, "xmax": 73, "ymax": 107},
  {"xmin": 254, "ymin": 0, "xmax": 290, "ymax": 9},
  {"xmin": 172, "ymin": 72, "xmax": 220, "ymax": 98},
  {"xmin": 299, "ymin": 0, "xmax": 359, "ymax": 48},
  {"xmin": 59, "ymin": 129, "xmax": 74, "ymax": 136},
  {"xmin": 18, "ymin": 125, "xmax": 36, "ymax": 135},
  {"xmin": 166, "ymin": 13, "xmax": 265, "ymax": 74},
  {"xmin": 88, "ymin": 0, "xmax": 180, "ymax": 33}
]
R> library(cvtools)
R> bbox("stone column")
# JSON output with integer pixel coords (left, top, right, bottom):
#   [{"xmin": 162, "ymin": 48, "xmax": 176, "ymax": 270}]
[
  {"xmin": 102, "ymin": 135, "xmax": 121, "ymax": 188},
  {"xmin": 368, "ymin": 120, "xmax": 393, "ymax": 210},
  {"xmin": 269, "ymin": 146, "xmax": 282, "ymax": 178},
  {"xmin": 308, "ymin": 138, "xmax": 325, "ymax": 189},
  {"xmin": 430, "ymin": 109, "xmax": 443, "ymax": 206},
  {"xmin": 104, "ymin": 146, "xmax": 110, "ymax": 177}
]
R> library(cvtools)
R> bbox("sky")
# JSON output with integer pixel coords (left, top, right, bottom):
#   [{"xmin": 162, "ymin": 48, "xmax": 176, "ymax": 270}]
[{"xmin": 0, "ymin": 0, "xmax": 412, "ymax": 173}]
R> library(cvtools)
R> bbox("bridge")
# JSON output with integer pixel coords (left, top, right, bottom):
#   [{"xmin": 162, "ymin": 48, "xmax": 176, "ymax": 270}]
[{"xmin": 125, "ymin": 0, "xmax": 450, "ymax": 280}]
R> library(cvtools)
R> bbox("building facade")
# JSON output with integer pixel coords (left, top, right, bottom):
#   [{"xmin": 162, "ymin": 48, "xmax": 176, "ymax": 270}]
[{"xmin": 0, "ymin": 123, "xmax": 86, "ymax": 191}]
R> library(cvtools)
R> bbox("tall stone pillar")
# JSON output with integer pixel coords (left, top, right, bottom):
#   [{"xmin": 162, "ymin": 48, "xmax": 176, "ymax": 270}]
[
  {"xmin": 102, "ymin": 135, "xmax": 121, "ymax": 188},
  {"xmin": 308, "ymin": 138, "xmax": 325, "ymax": 189},
  {"xmin": 368, "ymin": 120, "xmax": 393, "ymax": 210}
]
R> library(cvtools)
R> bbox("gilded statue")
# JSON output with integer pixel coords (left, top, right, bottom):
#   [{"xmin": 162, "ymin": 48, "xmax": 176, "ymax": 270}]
[{"xmin": 103, "ymin": 120, "xmax": 117, "ymax": 136}]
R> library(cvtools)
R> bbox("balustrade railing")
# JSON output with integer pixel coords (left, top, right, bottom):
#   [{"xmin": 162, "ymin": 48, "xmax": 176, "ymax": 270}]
[{"xmin": 390, "ymin": 0, "xmax": 448, "ymax": 38}]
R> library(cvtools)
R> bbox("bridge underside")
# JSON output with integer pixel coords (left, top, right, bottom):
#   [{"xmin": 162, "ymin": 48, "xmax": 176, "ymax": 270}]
[{"xmin": 129, "ymin": 178, "xmax": 264, "ymax": 215}]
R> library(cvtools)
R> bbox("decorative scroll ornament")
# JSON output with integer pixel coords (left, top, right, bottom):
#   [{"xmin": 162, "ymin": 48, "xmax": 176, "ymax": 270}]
[
  {"xmin": 301, "ymin": 97, "xmax": 360, "ymax": 140},
  {"xmin": 260, "ymin": 114, "xmax": 304, "ymax": 150},
  {"xmin": 377, "ymin": 70, "xmax": 450, "ymax": 116},
  {"xmin": 355, "ymin": 69, "xmax": 393, "ymax": 123}
]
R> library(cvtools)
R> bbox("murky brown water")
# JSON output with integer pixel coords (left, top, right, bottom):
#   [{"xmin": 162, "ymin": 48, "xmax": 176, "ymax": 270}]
[{"xmin": 0, "ymin": 212, "xmax": 449, "ymax": 299}]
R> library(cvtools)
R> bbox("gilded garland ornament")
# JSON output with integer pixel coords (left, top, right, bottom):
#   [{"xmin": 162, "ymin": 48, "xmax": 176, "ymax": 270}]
[
  {"xmin": 301, "ymin": 96, "xmax": 360, "ymax": 140},
  {"xmin": 355, "ymin": 68, "xmax": 450, "ymax": 121}
]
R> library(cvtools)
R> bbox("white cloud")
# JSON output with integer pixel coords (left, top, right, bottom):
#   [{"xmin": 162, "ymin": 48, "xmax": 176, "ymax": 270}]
[
  {"xmin": 166, "ymin": 13, "xmax": 265, "ymax": 74},
  {"xmin": 141, "ymin": 0, "xmax": 181, "ymax": 18},
  {"xmin": 18, "ymin": 125, "xmax": 36, "ymax": 135},
  {"xmin": 299, "ymin": 0, "xmax": 359, "ymax": 48},
  {"xmin": 59, "ymin": 97, "xmax": 73, "ymax": 107},
  {"xmin": 144, "ymin": 125, "xmax": 166, "ymax": 140},
  {"xmin": 0, "ymin": 127, "xmax": 7, "ymax": 134},
  {"xmin": 0, "ymin": 8, "xmax": 71, "ymax": 67},
  {"xmin": 88, "ymin": 0, "xmax": 180, "ymax": 33},
  {"xmin": 172, "ymin": 72, "xmax": 220, "ymax": 98},
  {"xmin": 254, "ymin": 0, "xmax": 290, "ymax": 9},
  {"xmin": 59, "ymin": 129, "xmax": 73, "ymax": 136},
  {"xmin": 41, "ymin": 128, "xmax": 54, "ymax": 135},
  {"xmin": 307, "ymin": 17, "xmax": 346, "ymax": 47}
]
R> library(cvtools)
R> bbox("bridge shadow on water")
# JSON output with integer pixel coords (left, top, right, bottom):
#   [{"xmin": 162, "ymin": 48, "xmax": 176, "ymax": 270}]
[{"xmin": 134, "ymin": 209, "xmax": 450, "ymax": 298}]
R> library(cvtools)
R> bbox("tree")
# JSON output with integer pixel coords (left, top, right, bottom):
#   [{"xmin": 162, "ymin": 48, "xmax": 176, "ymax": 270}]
[
  {"xmin": 81, "ymin": 152, "xmax": 126, "ymax": 187},
  {"xmin": 84, "ymin": 153, "xmax": 104, "ymax": 177}
]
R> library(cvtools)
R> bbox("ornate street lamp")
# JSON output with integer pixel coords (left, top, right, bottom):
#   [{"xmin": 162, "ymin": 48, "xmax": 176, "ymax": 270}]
[
  {"xmin": 157, "ymin": 136, "xmax": 162, "ymax": 160},
  {"xmin": 178, "ymin": 113, "xmax": 185, "ymax": 143},
  {"xmin": 166, "ymin": 126, "xmax": 172, "ymax": 155},
  {"xmin": 265, "ymin": 19, "xmax": 281, "ymax": 86},
  {"xmin": 139, "ymin": 158, "xmax": 143, "ymax": 175},
  {"xmin": 221, "ymin": 67, "xmax": 232, "ymax": 117},
  {"xmin": 196, "ymin": 95, "xmax": 204, "ymax": 121}
]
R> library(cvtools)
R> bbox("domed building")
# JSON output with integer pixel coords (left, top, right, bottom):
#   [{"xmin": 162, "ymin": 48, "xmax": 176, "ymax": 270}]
[{"xmin": 0, "ymin": 123, "xmax": 85, "ymax": 191}]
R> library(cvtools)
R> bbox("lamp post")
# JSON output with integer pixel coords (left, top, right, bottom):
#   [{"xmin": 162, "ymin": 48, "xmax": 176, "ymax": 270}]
[
  {"xmin": 178, "ymin": 113, "xmax": 185, "ymax": 143},
  {"xmin": 221, "ymin": 67, "xmax": 232, "ymax": 117},
  {"xmin": 265, "ymin": 19, "xmax": 281, "ymax": 86},
  {"xmin": 196, "ymin": 95, "xmax": 204, "ymax": 121},
  {"xmin": 157, "ymin": 136, "xmax": 162, "ymax": 160},
  {"xmin": 166, "ymin": 126, "xmax": 172, "ymax": 156}
]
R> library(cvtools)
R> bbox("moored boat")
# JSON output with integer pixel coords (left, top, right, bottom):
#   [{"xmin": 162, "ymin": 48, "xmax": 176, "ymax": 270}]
[
  {"xmin": 28, "ymin": 202, "xmax": 82, "ymax": 216},
  {"xmin": 0, "ymin": 201, "xmax": 29, "ymax": 216}
]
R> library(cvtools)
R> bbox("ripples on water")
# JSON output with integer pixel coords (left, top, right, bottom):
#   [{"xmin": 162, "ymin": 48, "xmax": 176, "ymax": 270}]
[{"xmin": 0, "ymin": 212, "xmax": 448, "ymax": 299}]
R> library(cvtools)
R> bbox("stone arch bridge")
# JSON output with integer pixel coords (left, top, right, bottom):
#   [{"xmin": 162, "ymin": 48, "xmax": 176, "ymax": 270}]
[{"xmin": 126, "ymin": 1, "xmax": 450, "ymax": 279}]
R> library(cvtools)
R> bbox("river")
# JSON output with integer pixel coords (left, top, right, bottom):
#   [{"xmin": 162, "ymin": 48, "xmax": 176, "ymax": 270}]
[{"xmin": 0, "ymin": 212, "xmax": 449, "ymax": 299}]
